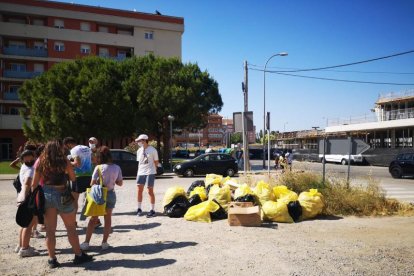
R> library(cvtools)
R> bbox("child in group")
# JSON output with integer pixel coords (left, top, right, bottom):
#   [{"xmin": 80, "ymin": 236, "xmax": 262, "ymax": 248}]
[
  {"xmin": 15, "ymin": 150, "xmax": 40, "ymax": 257},
  {"xmin": 80, "ymin": 146, "xmax": 123, "ymax": 251}
]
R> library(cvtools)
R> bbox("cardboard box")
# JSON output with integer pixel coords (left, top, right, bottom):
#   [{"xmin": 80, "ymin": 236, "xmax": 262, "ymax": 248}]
[{"xmin": 228, "ymin": 202, "xmax": 261, "ymax": 227}]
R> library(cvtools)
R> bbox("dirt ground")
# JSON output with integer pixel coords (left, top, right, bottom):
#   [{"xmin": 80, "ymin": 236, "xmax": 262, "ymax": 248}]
[{"xmin": 0, "ymin": 175, "xmax": 413, "ymax": 276}]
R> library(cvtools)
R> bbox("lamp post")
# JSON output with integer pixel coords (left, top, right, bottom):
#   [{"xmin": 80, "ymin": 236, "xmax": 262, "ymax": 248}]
[
  {"xmin": 263, "ymin": 52, "xmax": 288, "ymax": 169},
  {"xmin": 168, "ymin": 115, "xmax": 175, "ymax": 169}
]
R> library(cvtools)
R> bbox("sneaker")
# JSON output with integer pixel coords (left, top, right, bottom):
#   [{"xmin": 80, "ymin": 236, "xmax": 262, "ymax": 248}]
[
  {"xmin": 80, "ymin": 242, "xmax": 90, "ymax": 251},
  {"xmin": 32, "ymin": 230, "xmax": 45, "ymax": 238},
  {"xmin": 48, "ymin": 258, "xmax": 61, "ymax": 269},
  {"xmin": 19, "ymin": 247, "xmax": 40, "ymax": 257},
  {"xmin": 39, "ymin": 225, "xmax": 47, "ymax": 232},
  {"xmin": 73, "ymin": 251, "xmax": 94, "ymax": 265},
  {"xmin": 146, "ymin": 210, "xmax": 156, "ymax": 218},
  {"xmin": 94, "ymin": 220, "xmax": 102, "ymax": 228},
  {"xmin": 136, "ymin": 208, "xmax": 143, "ymax": 217},
  {"xmin": 14, "ymin": 245, "xmax": 20, "ymax": 253},
  {"xmin": 101, "ymin": 242, "xmax": 110, "ymax": 250}
]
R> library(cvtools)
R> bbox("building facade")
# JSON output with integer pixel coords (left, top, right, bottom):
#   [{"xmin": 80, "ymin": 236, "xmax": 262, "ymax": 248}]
[{"xmin": 0, "ymin": 0, "xmax": 184, "ymax": 160}]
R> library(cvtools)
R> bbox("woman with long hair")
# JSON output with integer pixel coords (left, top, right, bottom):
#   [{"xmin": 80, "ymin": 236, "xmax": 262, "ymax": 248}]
[
  {"xmin": 80, "ymin": 146, "xmax": 123, "ymax": 251},
  {"xmin": 32, "ymin": 140, "xmax": 93, "ymax": 268}
]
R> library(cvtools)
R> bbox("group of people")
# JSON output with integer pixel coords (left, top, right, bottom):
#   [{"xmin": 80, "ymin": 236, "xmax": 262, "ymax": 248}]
[
  {"xmin": 11, "ymin": 133, "xmax": 159, "ymax": 269},
  {"xmin": 274, "ymin": 149, "xmax": 293, "ymax": 172}
]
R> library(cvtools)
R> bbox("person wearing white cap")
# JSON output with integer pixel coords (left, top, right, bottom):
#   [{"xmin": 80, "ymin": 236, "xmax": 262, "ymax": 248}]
[{"xmin": 135, "ymin": 134, "xmax": 159, "ymax": 218}]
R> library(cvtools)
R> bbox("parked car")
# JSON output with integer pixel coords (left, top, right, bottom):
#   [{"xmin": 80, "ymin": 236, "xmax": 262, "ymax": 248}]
[
  {"xmin": 172, "ymin": 149, "xmax": 190, "ymax": 159},
  {"xmin": 110, "ymin": 149, "xmax": 164, "ymax": 177},
  {"xmin": 173, "ymin": 153, "xmax": 238, "ymax": 177},
  {"xmin": 194, "ymin": 149, "xmax": 205, "ymax": 158},
  {"xmin": 389, "ymin": 152, "xmax": 414, "ymax": 178}
]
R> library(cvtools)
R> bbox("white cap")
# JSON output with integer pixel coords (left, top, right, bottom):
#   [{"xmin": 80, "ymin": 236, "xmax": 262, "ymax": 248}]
[
  {"xmin": 135, "ymin": 134, "xmax": 149, "ymax": 142},
  {"xmin": 88, "ymin": 137, "xmax": 98, "ymax": 143}
]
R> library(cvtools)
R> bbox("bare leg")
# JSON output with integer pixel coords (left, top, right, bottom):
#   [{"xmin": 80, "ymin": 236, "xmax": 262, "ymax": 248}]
[
  {"xmin": 137, "ymin": 185, "xmax": 144, "ymax": 203},
  {"xmin": 71, "ymin": 192, "xmax": 80, "ymax": 215},
  {"xmin": 83, "ymin": 217, "xmax": 99, "ymax": 243},
  {"xmin": 59, "ymin": 211, "xmax": 81, "ymax": 255},
  {"xmin": 44, "ymin": 208, "xmax": 58, "ymax": 259},
  {"xmin": 21, "ymin": 217, "xmax": 36, "ymax": 248},
  {"xmin": 102, "ymin": 209, "xmax": 113, "ymax": 243},
  {"xmin": 148, "ymin": 187, "xmax": 155, "ymax": 205}
]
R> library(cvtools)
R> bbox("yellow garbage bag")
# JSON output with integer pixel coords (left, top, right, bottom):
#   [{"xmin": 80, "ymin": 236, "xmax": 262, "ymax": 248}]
[
  {"xmin": 184, "ymin": 200, "xmax": 220, "ymax": 223},
  {"xmin": 234, "ymin": 184, "xmax": 254, "ymax": 199},
  {"xmin": 273, "ymin": 185, "xmax": 298, "ymax": 203},
  {"xmin": 208, "ymin": 185, "xmax": 231, "ymax": 211},
  {"xmin": 189, "ymin": 186, "xmax": 207, "ymax": 201},
  {"xmin": 298, "ymin": 189, "xmax": 324, "ymax": 220},
  {"xmin": 253, "ymin": 180, "xmax": 275, "ymax": 204},
  {"xmin": 162, "ymin": 186, "xmax": 186, "ymax": 207},
  {"xmin": 262, "ymin": 200, "xmax": 294, "ymax": 223},
  {"xmin": 205, "ymin": 174, "xmax": 223, "ymax": 186}
]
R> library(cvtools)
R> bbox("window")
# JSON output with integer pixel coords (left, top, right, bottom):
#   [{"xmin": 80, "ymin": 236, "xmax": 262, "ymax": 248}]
[
  {"xmin": 10, "ymin": 63, "xmax": 26, "ymax": 71},
  {"xmin": 117, "ymin": 50, "xmax": 127, "ymax": 58},
  {"xmin": 98, "ymin": 26, "xmax": 109, "ymax": 33},
  {"xmin": 54, "ymin": 42, "xmax": 65, "ymax": 52},
  {"xmin": 9, "ymin": 85, "xmax": 20, "ymax": 93},
  {"xmin": 32, "ymin": 19, "xmax": 44, "ymax": 26},
  {"xmin": 99, "ymin": 47, "xmax": 109, "ymax": 57},
  {"xmin": 117, "ymin": 29, "xmax": 132, "ymax": 35},
  {"xmin": 80, "ymin": 44, "xmax": 91, "ymax": 54},
  {"xmin": 9, "ymin": 18, "xmax": 26, "ymax": 24},
  {"xmin": 34, "ymin": 63, "xmax": 44, "ymax": 72},
  {"xmin": 9, "ymin": 41, "xmax": 26, "ymax": 48},
  {"xmin": 121, "ymin": 152, "xmax": 136, "ymax": 161},
  {"xmin": 111, "ymin": 151, "xmax": 121, "ymax": 161},
  {"xmin": 145, "ymin": 31, "xmax": 154, "ymax": 40},
  {"xmin": 80, "ymin": 22, "xmax": 91, "ymax": 31},
  {"xmin": 54, "ymin": 19, "xmax": 64, "ymax": 29},
  {"xmin": 34, "ymin": 41, "xmax": 44, "ymax": 50},
  {"xmin": 10, "ymin": 107, "xmax": 19, "ymax": 115}
]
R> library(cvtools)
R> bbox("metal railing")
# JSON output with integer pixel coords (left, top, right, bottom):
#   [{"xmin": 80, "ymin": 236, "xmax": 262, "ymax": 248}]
[
  {"xmin": 3, "ymin": 92, "xmax": 19, "ymax": 100},
  {"xmin": 378, "ymin": 90, "xmax": 414, "ymax": 102},
  {"xmin": 3, "ymin": 70, "xmax": 42, "ymax": 79},
  {"xmin": 327, "ymin": 107, "xmax": 414, "ymax": 127},
  {"xmin": 3, "ymin": 46, "xmax": 47, "ymax": 57}
]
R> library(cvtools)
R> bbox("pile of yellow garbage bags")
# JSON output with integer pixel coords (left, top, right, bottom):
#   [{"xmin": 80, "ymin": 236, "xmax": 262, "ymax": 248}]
[{"xmin": 162, "ymin": 174, "xmax": 325, "ymax": 223}]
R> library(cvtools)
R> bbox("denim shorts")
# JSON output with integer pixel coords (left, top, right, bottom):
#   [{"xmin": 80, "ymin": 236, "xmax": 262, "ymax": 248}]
[
  {"xmin": 106, "ymin": 190, "xmax": 116, "ymax": 209},
  {"xmin": 136, "ymin": 174, "xmax": 155, "ymax": 187},
  {"xmin": 43, "ymin": 185, "xmax": 74, "ymax": 214}
]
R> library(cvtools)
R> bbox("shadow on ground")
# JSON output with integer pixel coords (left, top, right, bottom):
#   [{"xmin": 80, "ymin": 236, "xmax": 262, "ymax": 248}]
[
  {"xmin": 70, "ymin": 258, "xmax": 176, "ymax": 271},
  {"xmin": 97, "ymin": 241, "xmax": 197, "ymax": 256}
]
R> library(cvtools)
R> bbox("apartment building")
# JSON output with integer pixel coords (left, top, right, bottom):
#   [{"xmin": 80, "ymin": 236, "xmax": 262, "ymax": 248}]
[{"xmin": 0, "ymin": 0, "xmax": 184, "ymax": 160}]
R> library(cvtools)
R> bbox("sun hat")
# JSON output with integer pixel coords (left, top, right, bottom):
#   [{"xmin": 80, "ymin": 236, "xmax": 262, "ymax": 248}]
[{"xmin": 135, "ymin": 134, "xmax": 149, "ymax": 142}]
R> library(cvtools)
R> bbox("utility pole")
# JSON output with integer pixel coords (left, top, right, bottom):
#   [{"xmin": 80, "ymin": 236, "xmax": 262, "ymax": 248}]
[{"xmin": 243, "ymin": 60, "xmax": 250, "ymax": 172}]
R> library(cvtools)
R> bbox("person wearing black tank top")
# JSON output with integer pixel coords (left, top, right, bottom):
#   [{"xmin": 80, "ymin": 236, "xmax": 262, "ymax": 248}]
[{"xmin": 32, "ymin": 140, "xmax": 93, "ymax": 268}]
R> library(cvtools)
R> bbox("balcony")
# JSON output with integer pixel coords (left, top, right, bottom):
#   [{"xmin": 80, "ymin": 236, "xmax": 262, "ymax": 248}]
[
  {"xmin": 3, "ymin": 46, "xmax": 48, "ymax": 57},
  {"xmin": 3, "ymin": 70, "xmax": 42, "ymax": 79},
  {"xmin": 3, "ymin": 92, "xmax": 19, "ymax": 101},
  {"xmin": 0, "ymin": 114, "xmax": 28, "ymax": 130},
  {"xmin": 99, "ymin": 54, "xmax": 128, "ymax": 61}
]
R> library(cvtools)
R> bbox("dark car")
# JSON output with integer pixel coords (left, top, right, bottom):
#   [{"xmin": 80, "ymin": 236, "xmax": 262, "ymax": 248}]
[
  {"xmin": 172, "ymin": 149, "xmax": 190, "ymax": 159},
  {"xmin": 110, "ymin": 149, "xmax": 164, "ymax": 177},
  {"xmin": 389, "ymin": 152, "xmax": 414, "ymax": 178},
  {"xmin": 173, "ymin": 153, "xmax": 238, "ymax": 177},
  {"xmin": 194, "ymin": 149, "xmax": 205, "ymax": 158}
]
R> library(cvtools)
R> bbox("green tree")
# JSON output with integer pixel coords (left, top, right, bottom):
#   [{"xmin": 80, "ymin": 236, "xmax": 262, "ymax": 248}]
[
  {"xmin": 230, "ymin": 132, "xmax": 243, "ymax": 144},
  {"xmin": 122, "ymin": 55, "xmax": 223, "ymax": 165},
  {"xmin": 19, "ymin": 57, "xmax": 134, "ymax": 141}
]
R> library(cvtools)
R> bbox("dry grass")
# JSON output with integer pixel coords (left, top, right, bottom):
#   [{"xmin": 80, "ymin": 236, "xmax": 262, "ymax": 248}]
[{"xmin": 244, "ymin": 171, "xmax": 414, "ymax": 217}]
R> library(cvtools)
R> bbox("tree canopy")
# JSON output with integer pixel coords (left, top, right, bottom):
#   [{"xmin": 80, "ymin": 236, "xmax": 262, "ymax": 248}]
[{"xmin": 19, "ymin": 55, "xmax": 223, "ymax": 163}]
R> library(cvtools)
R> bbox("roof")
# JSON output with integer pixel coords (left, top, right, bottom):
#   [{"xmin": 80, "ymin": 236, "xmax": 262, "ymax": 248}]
[
  {"xmin": 325, "ymin": 118, "xmax": 414, "ymax": 133},
  {"xmin": 376, "ymin": 91, "xmax": 414, "ymax": 105},
  {"xmin": 0, "ymin": 0, "xmax": 184, "ymax": 25}
]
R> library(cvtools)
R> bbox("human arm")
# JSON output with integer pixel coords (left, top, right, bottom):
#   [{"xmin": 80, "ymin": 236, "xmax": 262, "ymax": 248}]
[
  {"xmin": 115, "ymin": 166, "xmax": 123, "ymax": 187},
  {"xmin": 90, "ymin": 166, "xmax": 99, "ymax": 186},
  {"xmin": 9, "ymin": 158, "xmax": 21, "ymax": 170},
  {"xmin": 71, "ymin": 156, "xmax": 81, "ymax": 168},
  {"xmin": 66, "ymin": 159, "xmax": 76, "ymax": 181}
]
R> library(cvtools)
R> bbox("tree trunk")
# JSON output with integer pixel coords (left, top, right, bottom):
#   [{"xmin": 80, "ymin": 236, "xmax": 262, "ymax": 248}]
[{"xmin": 162, "ymin": 119, "xmax": 171, "ymax": 169}]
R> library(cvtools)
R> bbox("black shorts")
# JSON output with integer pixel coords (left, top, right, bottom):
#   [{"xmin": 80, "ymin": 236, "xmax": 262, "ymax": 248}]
[{"xmin": 71, "ymin": 176, "xmax": 91, "ymax": 193}]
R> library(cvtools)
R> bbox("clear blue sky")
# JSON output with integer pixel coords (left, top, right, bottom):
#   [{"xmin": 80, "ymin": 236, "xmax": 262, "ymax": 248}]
[{"xmin": 58, "ymin": 0, "xmax": 414, "ymax": 132}]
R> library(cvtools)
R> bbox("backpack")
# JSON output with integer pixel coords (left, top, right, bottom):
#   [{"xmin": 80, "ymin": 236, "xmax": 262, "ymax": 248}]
[{"xmin": 13, "ymin": 175, "xmax": 22, "ymax": 194}]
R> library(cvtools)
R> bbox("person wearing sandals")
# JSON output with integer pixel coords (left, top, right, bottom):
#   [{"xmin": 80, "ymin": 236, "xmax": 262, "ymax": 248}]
[
  {"xmin": 32, "ymin": 140, "xmax": 93, "ymax": 268},
  {"xmin": 80, "ymin": 146, "xmax": 123, "ymax": 251},
  {"xmin": 15, "ymin": 150, "xmax": 40, "ymax": 257}
]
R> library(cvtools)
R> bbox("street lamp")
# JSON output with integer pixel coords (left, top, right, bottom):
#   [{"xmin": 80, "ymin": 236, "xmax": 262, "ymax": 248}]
[
  {"xmin": 263, "ymin": 52, "xmax": 288, "ymax": 169},
  {"xmin": 168, "ymin": 115, "xmax": 175, "ymax": 169}
]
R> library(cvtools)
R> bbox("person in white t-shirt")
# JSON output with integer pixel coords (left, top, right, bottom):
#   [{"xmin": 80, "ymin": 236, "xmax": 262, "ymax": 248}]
[{"xmin": 135, "ymin": 134, "xmax": 159, "ymax": 218}]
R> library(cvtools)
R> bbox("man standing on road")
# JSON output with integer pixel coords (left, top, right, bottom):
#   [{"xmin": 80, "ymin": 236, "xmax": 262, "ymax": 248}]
[
  {"xmin": 63, "ymin": 137, "xmax": 92, "ymax": 226},
  {"xmin": 135, "ymin": 134, "xmax": 159, "ymax": 218}
]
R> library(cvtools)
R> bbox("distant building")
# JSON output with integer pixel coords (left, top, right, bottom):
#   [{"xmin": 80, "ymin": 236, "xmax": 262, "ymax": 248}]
[{"xmin": 0, "ymin": 0, "xmax": 184, "ymax": 160}]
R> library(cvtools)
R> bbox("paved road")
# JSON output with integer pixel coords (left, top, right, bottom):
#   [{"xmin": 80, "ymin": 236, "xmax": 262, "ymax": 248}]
[{"xmin": 249, "ymin": 159, "xmax": 414, "ymax": 203}]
